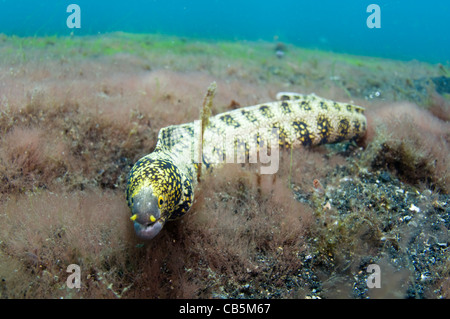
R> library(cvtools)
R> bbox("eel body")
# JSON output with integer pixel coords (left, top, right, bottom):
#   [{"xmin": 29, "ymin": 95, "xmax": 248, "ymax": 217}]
[{"xmin": 126, "ymin": 92, "xmax": 367, "ymax": 240}]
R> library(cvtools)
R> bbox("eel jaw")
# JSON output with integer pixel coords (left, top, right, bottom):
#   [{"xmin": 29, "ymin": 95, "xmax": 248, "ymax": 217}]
[
  {"xmin": 133, "ymin": 219, "xmax": 165, "ymax": 240},
  {"xmin": 130, "ymin": 186, "xmax": 164, "ymax": 240}
]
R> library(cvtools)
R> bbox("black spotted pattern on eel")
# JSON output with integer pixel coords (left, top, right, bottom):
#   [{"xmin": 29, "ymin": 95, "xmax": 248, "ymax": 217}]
[{"xmin": 126, "ymin": 92, "xmax": 367, "ymax": 239}]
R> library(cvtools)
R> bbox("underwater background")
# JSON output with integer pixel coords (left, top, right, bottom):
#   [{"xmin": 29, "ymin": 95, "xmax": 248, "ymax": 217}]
[
  {"xmin": 1, "ymin": 0, "xmax": 449, "ymax": 63},
  {"xmin": 0, "ymin": 0, "xmax": 449, "ymax": 300}
]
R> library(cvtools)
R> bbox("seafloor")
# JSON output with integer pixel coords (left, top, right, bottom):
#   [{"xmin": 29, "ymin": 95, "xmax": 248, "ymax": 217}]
[{"xmin": 0, "ymin": 32, "xmax": 448, "ymax": 299}]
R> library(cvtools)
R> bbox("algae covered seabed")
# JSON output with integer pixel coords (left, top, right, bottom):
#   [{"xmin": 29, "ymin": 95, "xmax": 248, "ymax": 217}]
[{"xmin": 0, "ymin": 32, "xmax": 449, "ymax": 299}]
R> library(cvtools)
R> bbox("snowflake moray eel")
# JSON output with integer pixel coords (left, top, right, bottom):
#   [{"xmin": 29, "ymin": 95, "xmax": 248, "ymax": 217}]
[{"xmin": 126, "ymin": 92, "xmax": 367, "ymax": 240}]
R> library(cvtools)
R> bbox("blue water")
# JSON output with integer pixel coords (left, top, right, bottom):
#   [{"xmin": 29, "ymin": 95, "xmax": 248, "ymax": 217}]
[{"xmin": 0, "ymin": 0, "xmax": 449, "ymax": 63}]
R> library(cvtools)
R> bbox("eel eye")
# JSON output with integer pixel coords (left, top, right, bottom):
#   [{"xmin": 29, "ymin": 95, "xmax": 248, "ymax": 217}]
[{"xmin": 158, "ymin": 195, "xmax": 164, "ymax": 208}]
